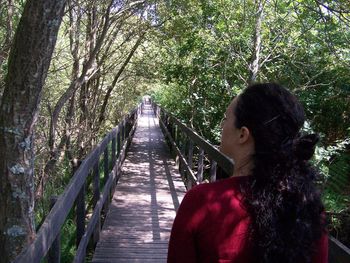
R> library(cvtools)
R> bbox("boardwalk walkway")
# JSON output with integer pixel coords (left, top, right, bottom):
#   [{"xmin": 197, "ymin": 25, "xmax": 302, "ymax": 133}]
[{"xmin": 92, "ymin": 105, "xmax": 187, "ymax": 263}]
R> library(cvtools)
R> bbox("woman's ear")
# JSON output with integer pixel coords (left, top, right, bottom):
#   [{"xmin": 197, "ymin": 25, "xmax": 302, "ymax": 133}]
[{"xmin": 238, "ymin": 126, "xmax": 251, "ymax": 144}]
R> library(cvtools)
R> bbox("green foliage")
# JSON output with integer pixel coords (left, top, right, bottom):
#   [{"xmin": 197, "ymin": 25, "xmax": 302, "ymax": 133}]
[
  {"xmin": 152, "ymin": 0, "xmax": 350, "ymax": 141},
  {"xmin": 1, "ymin": 0, "xmax": 349, "ymax": 257},
  {"xmin": 151, "ymin": 0, "xmax": 350, "ymax": 237},
  {"xmin": 314, "ymin": 139, "xmax": 350, "ymax": 213}
]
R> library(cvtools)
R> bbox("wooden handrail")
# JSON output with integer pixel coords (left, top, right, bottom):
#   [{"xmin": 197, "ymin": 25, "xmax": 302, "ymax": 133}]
[
  {"xmin": 158, "ymin": 112, "xmax": 198, "ymax": 187},
  {"xmin": 13, "ymin": 105, "xmax": 140, "ymax": 263},
  {"xmin": 329, "ymin": 236, "xmax": 350, "ymax": 263},
  {"xmin": 153, "ymin": 102, "xmax": 350, "ymax": 263},
  {"xmin": 165, "ymin": 112, "xmax": 234, "ymax": 176},
  {"xmin": 153, "ymin": 103, "xmax": 234, "ymax": 189}
]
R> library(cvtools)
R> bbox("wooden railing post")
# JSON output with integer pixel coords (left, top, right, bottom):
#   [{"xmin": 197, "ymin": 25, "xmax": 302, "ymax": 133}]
[
  {"xmin": 177, "ymin": 133, "xmax": 182, "ymax": 174},
  {"xmin": 112, "ymin": 136, "xmax": 116, "ymax": 167},
  {"xmin": 164, "ymin": 117, "xmax": 171, "ymax": 151},
  {"xmin": 48, "ymin": 196, "xmax": 60, "ymax": 263},
  {"xmin": 187, "ymin": 140, "xmax": 194, "ymax": 189},
  {"xmin": 167, "ymin": 117, "xmax": 173, "ymax": 151},
  {"xmin": 104, "ymin": 147, "xmax": 109, "ymax": 184},
  {"xmin": 103, "ymin": 147, "xmax": 110, "ymax": 213},
  {"xmin": 121, "ymin": 119, "xmax": 125, "ymax": 142},
  {"xmin": 111, "ymin": 134, "xmax": 117, "ymax": 194},
  {"xmin": 165, "ymin": 114, "xmax": 170, "ymax": 130},
  {"xmin": 197, "ymin": 149, "xmax": 204, "ymax": 183},
  {"xmin": 134, "ymin": 111, "xmax": 137, "ymax": 127},
  {"xmin": 132, "ymin": 112, "xmax": 136, "ymax": 133},
  {"xmin": 162, "ymin": 111, "xmax": 166, "ymax": 130},
  {"xmin": 93, "ymin": 160, "xmax": 101, "ymax": 247},
  {"xmin": 159, "ymin": 109, "xmax": 163, "ymax": 124},
  {"xmin": 165, "ymin": 114, "xmax": 168, "ymax": 128},
  {"xmin": 76, "ymin": 182, "xmax": 86, "ymax": 248},
  {"xmin": 175, "ymin": 125, "xmax": 180, "ymax": 168},
  {"xmin": 169, "ymin": 121, "xmax": 175, "ymax": 153},
  {"xmin": 210, "ymin": 159, "xmax": 217, "ymax": 182},
  {"xmin": 175, "ymin": 125, "xmax": 180, "ymax": 146},
  {"xmin": 127, "ymin": 115, "xmax": 131, "ymax": 138},
  {"xmin": 117, "ymin": 129, "xmax": 121, "ymax": 158},
  {"xmin": 125, "ymin": 117, "xmax": 129, "ymax": 139},
  {"xmin": 183, "ymin": 136, "xmax": 191, "ymax": 186},
  {"xmin": 126, "ymin": 115, "xmax": 131, "ymax": 136},
  {"xmin": 171, "ymin": 122, "xmax": 175, "ymax": 140}
]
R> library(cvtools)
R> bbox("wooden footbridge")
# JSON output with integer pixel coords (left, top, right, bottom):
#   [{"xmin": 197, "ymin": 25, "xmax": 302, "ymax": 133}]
[
  {"xmin": 92, "ymin": 105, "xmax": 186, "ymax": 262},
  {"xmin": 13, "ymin": 103, "xmax": 350, "ymax": 263}
]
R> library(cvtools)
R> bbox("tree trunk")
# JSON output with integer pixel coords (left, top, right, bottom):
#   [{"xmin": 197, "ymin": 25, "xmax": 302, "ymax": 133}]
[
  {"xmin": 0, "ymin": 0, "xmax": 66, "ymax": 262},
  {"xmin": 49, "ymin": 0, "xmax": 113, "ymax": 149},
  {"xmin": 43, "ymin": 1, "xmax": 82, "ymax": 185},
  {"xmin": 248, "ymin": 0, "xmax": 264, "ymax": 84},
  {"xmin": 97, "ymin": 33, "xmax": 145, "ymax": 127}
]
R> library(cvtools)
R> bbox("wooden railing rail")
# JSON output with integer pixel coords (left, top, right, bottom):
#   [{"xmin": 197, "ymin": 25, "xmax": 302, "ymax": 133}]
[
  {"xmin": 13, "ymin": 105, "xmax": 141, "ymax": 263},
  {"xmin": 329, "ymin": 236, "xmax": 350, "ymax": 263},
  {"xmin": 152, "ymin": 103, "xmax": 234, "ymax": 189},
  {"xmin": 153, "ymin": 102, "xmax": 350, "ymax": 263}
]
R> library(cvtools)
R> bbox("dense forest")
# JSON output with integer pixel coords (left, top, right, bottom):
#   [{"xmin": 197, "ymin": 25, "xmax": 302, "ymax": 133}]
[{"xmin": 0, "ymin": 0, "xmax": 349, "ymax": 261}]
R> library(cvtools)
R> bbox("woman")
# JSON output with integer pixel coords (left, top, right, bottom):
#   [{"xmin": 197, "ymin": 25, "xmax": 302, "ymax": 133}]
[{"xmin": 167, "ymin": 83, "xmax": 328, "ymax": 263}]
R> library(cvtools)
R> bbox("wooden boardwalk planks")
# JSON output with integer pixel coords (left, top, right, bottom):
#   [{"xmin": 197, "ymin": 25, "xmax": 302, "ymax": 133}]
[{"xmin": 92, "ymin": 105, "xmax": 186, "ymax": 263}]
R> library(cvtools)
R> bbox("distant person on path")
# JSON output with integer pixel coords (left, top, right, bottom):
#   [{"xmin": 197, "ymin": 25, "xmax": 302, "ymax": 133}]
[{"xmin": 168, "ymin": 83, "xmax": 328, "ymax": 263}]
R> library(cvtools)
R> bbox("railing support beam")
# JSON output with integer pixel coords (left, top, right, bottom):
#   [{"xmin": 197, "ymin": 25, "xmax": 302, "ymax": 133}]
[
  {"xmin": 93, "ymin": 160, "xmax": 101, "ymax": 246},
  {"xmin": 47, "ymin": 196, "xmax": 60, "ymax": 263}
]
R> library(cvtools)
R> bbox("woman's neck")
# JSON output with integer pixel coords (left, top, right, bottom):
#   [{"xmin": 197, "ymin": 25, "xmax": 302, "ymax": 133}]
[{"xmin": 232, "ymin": 156, "xmax": 254, "ymax": 177}]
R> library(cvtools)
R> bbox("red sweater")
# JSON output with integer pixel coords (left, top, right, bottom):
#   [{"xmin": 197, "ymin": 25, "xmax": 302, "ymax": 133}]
[{"xmin": 168, "ymin": 176, "xmax": 328, "ymax": 263}]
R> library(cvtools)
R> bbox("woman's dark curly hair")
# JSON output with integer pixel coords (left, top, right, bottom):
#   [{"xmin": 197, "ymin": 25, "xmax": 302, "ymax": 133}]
[{"xmin": 234, "ymin": 83, "xmax": 326, "ymax": 263}]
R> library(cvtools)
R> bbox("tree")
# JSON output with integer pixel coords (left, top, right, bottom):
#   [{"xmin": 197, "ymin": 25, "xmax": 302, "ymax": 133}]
[
  {"xmin": 152, "ymin": 0, "xmax": 349, "ymax": 144},
  {"xmin": 0, "ymin": 0, "xmax": 66, "ymax": 261},
  {"xmin": 248, "ymin": 0, "xmax": 264, "ymax": 84}
]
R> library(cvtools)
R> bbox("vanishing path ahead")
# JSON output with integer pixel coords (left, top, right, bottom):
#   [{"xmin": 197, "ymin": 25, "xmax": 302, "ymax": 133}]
[{"xmin": 92, "ymin": 105, "xmax": 186, "ymax": 263}]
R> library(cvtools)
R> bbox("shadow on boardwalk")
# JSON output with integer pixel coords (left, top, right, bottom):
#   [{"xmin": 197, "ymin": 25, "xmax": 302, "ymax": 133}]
[{"xmin": 92, "ymin": 105, "xmax": 186, "ymax": 263}]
